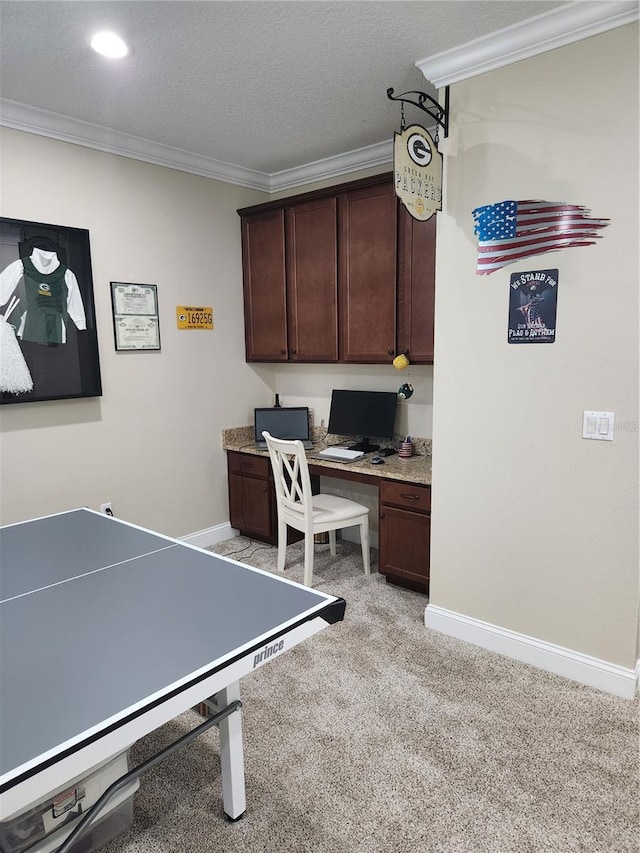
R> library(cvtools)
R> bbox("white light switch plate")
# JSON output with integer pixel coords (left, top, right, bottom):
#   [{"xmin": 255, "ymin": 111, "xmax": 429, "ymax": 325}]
[{"xmin": 583, "ymin": 411, "xmax": 615, "ymax": 440}]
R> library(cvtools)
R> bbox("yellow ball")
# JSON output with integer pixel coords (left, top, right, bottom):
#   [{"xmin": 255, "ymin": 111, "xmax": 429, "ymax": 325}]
[{"xmin": 393, "ymin": 353, "xmax": 410, "ymax": 370}]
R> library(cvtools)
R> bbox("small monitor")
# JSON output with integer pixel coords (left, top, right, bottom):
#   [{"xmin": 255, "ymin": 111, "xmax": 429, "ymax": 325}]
[
  {"xmin": 327, "ymin": 389, "xmax": 398, "ymax": 453},
  {"xmin": 254, "ymin": 407, "xmax": 312, "ymax": 448}
]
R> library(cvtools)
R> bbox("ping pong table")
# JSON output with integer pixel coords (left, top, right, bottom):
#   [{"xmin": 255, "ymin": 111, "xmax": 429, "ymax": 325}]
[{"xmin": 0, "ymin": 508, "xmax": 346, "ymax": 851}]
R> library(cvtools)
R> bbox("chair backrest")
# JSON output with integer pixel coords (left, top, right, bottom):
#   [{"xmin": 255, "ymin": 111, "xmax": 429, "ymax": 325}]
[{"xmin": 262, "ymin": 431, "xmax": 314, "ymax": 533}]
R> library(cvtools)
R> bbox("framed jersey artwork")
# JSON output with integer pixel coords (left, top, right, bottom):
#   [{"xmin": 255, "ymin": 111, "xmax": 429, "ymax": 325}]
[{"xmin": 0, "ymin": 217, "xmax": 102, "ymax": 404}]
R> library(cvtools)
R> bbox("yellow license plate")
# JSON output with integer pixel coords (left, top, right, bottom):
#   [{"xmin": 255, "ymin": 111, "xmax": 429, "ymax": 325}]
[{"xmin": 176, "ymin": 306, "xmax": 213, "ymax": 329}]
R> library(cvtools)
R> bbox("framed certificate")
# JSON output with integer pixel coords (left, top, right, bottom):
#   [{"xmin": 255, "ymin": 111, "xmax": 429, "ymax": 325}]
[{"xmin": 110, "ymin": 282, "xmax": 161, "ymax": 351}]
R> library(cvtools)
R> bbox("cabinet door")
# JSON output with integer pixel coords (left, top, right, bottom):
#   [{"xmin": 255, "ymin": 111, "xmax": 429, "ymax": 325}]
[
  {"xmin": 241, "ymin": 209, "xmax": 288, "ymax": 361},
  {"xmin": 397, "ymin": 208, "xmax": 436, "ymax": 364},
  {"xmin": 286, "ymin": 197, "xmax": 338, "ymax": 361},
  {"xmin": 228, "ymin": 472, "xmax": 274, "ymax": 541},
  {"xmin": 379, "ymin": 505, "xmax": 430, "ymax": 591},
  {"xmin": 338, "ymin": 182, "xmax": 397, "ymax": 362}
]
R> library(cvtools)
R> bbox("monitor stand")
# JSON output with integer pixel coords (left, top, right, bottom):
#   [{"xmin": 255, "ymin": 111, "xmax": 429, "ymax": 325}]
[{"xmin": 349, "ymin": 438, "xmax": 379, "ymax": 454}]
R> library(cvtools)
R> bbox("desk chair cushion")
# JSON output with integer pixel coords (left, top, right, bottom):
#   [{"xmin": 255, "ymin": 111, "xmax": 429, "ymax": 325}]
[{"xmin": 310, "ymin": 493, "xmax": 369, "ymax": 526}]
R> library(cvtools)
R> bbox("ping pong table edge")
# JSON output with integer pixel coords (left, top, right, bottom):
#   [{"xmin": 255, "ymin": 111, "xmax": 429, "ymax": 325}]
[{"xmin": 0, "ymin": 595, "xmax": 346, "ymax": 833}]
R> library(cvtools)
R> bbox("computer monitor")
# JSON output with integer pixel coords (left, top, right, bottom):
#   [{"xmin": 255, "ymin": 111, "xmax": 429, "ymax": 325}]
[
  {"xmin": 327, "ymin": 389, "xmax": 398, "ymax": 453},
  {"xmin": 254, "ymin": 407, "xmax": 312, "ymax": 449}
]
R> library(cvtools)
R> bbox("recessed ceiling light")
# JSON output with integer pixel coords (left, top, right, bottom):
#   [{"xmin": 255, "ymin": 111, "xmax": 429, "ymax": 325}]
[{"xmin": 90, "ymin": 31, "xmax": 129, "ymax": 59}]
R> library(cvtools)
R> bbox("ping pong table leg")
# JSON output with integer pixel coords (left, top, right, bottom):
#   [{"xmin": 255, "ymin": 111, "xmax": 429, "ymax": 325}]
[{"xmin": 216, "ymin": 681, "xmax": 246, "ymax": 820}]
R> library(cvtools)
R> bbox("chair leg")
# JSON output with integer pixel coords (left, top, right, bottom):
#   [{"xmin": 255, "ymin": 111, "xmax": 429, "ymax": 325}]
[
  {"xmin": 303, "ymin": 533, "xmax": 315, "ymax": 587},
  {"xmin": 277, "ymin": 520, "xmax": 287, "ymax": 573},
  {"xmin": 328, "ymin": 529, "xmax": 337, "ymax": 556},
  {"xmin": 360, "ymin": 518, "xmax": 370, "ymax": 575}
]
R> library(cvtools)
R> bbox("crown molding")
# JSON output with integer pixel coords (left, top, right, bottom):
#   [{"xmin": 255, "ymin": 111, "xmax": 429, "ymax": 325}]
[
  {"xmin": 0, "ymin": 99, "xmax": 392, "ymax": 193},
  {"xmin": 416, "ymin": 1, "xmax": 639, "ymax": 88},
  {"xmin": 268, "ymin": 140, "xmax": 393, "ymax": 192},
  {"xmin": 0, "ymin": 99, "xmax": 272, "ymax": 190}
]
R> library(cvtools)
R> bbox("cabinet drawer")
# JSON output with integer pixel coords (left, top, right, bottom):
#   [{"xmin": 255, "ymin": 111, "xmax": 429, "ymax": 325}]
[
  {"xmin": 380, "ymin": 480, "xmax": 430, "ymax": 513},
  {"xmin": 228, "ymin": 452, "xmax": 271, "ymax": 479}
]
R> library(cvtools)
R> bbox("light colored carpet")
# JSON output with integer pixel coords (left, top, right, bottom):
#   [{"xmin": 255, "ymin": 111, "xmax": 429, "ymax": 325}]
[{"xmin": 102, "ymin": 539, "xmax": 639, "ymax": 853}]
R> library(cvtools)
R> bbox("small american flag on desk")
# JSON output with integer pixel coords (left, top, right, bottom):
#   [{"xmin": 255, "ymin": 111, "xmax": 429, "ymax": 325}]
[{"xmin": 472, "ymin": 200, "xmax": 609, "ymax": 275}]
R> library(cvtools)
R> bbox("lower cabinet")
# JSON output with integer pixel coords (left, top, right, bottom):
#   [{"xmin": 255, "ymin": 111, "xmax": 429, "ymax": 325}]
[
  {"xmin": 227, "ymin": 452, "xmax": 304, "ymax": 544},
  {"xmin": 228, "ymin": 452, "xmax": 275, "ymax": 541},
  {"xmin": 378, "ymin": 480, "xmax": 431, "ymax": 593}
]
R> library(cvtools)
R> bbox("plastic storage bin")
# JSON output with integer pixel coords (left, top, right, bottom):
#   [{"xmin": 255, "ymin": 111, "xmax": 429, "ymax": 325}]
[{"xmin": 0, "ymin": 751, "xmax": 138, "ymax": 853}]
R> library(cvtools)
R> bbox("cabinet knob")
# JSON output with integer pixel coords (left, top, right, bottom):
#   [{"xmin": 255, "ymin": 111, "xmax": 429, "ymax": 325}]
[
  {"xmin": 291, "ymin": 349, "xmax": 297, "ymax": 355},
  {"xmin": 280, "ymin": 349, "xmax": 286, "ymax": 355},
  {"xmin": 387, "ymin": 349, "xmax": 394, "ymax": 356}
]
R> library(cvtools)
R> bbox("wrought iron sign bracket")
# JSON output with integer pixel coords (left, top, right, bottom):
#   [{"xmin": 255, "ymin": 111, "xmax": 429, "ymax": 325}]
[{"xmin": 387, "ymin": 86, "xmax": 450, "ymax": 140}]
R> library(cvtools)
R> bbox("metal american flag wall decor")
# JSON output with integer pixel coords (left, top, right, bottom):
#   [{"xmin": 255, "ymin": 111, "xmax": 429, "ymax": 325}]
[{"xmin": 471, "ymin": 200, "xmax": 609, "ymax": 276}]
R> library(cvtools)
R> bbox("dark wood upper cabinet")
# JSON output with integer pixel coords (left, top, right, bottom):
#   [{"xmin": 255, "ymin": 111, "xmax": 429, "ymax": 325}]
[
  {"xmin": 397, "ymin": 209, "xmax": 436, "ymax": 364},
  {"xmin": 338, "ymin": 181, "xmax": 397, "ymax": 363},
  {"xmin": 241, "ymin": 209, "xmax": 287, "ymax": 361},
  {"xmin": 238, "ymin": 173, "xmax": 435, "ymax": 365},
  {"xmin": 286, "ymin": 197, "xmax": 338, "ymax": 361}
]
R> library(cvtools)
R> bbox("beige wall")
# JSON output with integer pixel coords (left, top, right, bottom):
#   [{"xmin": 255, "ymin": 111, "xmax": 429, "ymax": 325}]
[
  {"xmin": 429, "ymin": 25, "xmax": 639, "ymax": 668},
  {"xmin": 0, "ymin": 130, "xmax": 277, "ymax": 536}
]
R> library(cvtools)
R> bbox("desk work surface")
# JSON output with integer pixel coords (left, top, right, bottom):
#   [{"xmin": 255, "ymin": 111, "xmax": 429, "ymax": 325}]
[
  {"xmin": 0, "ymin": 508, "xmax": 344, "ymax": 801},
  {"xmin": 223, "ymin": 426, "xmax": 432, "ymax": 485}
]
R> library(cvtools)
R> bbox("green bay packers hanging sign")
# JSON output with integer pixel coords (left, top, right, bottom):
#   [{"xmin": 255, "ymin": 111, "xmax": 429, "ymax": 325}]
[{"xmin": 394, "ymin": 124, "xmax": 442, "ymax": 221}]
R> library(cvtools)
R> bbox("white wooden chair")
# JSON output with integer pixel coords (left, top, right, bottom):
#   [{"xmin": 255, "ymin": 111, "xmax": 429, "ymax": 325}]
[{"xmin": 262, "ymin": 431, "xmax": 370, "ymax": 587}]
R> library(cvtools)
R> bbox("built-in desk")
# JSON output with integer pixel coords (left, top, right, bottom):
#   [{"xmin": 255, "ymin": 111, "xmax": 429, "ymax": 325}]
[{"xmin": 223, "ymin": 427, "xmax": 432, "ymax": 593}]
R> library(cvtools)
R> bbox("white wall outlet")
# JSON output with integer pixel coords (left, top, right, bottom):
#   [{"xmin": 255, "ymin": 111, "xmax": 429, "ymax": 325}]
[
  {"xmin": 100, "ymin": 502, "xmax": 113, "ymax": 515},
  {"xmin": 582, "ymin": 411, "xmax": 615, "ymax": 441}
]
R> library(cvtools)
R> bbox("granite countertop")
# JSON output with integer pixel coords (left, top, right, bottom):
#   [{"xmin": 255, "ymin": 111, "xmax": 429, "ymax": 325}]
[{"xmin": 222, "ymin": 426, "xmax": 432, "ymax": 486}]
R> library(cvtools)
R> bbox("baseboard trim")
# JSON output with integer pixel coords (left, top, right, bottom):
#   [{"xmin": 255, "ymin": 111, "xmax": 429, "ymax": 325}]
[
  {"xmin": 180, "ymin": 523, "xmax": 377, "ymax": 551},
  {"xmin": 424, "ymin": 604, "xmax": 638, "ymax": 700},
  {"xmin": 180, "ymin": 522, "xmax": 238, "ymax": 550}
]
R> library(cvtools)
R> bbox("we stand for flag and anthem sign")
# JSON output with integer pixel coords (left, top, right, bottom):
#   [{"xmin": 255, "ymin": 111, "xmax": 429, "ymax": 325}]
[
  {"xmin": 472, "ymin": 200, "xmax": 609, "ymax": 275},
  {"xmin": 508, "ymin": 269, "xmax": 558, "ymax": 344}
]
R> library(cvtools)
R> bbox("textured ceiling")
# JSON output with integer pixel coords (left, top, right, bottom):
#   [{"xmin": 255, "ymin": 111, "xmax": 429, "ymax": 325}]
[{"xmin": 0, "ymin": 1, "xmax": 567, "ymax": 175}]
